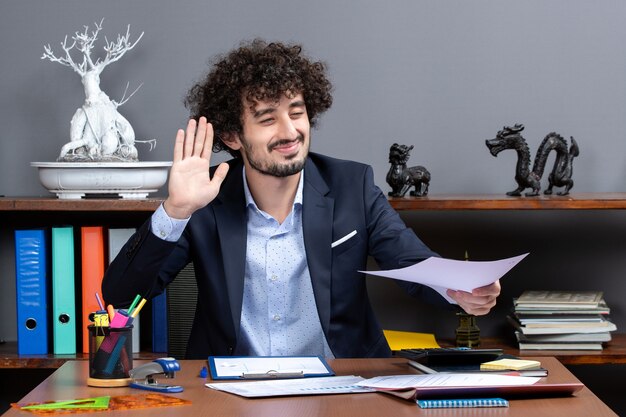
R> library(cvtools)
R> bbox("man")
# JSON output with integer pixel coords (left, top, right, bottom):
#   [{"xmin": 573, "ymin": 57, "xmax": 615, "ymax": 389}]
[{"xmin": 102, "ymin": 39, "xmax": 500, "ymax": 359}]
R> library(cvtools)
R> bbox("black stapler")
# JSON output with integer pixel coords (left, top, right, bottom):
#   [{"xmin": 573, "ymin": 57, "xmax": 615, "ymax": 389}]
[{"xmin": 129, "ymin": 357, "xmax": 184, "ymax": 392}]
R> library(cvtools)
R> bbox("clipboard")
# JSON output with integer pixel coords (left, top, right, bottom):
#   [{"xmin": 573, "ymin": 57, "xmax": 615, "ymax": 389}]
[
  {"xmin": 408, "ymin": 381, "xmax": 584, "ymax": 399},
  {"xmin": 208, "ymin": 356, "xmax": 335, "ymax": 380}
]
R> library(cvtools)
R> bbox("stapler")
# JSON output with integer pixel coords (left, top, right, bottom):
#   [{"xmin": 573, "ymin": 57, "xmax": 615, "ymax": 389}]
[{"xmin": 129, "ymin": 357, "xmax": 184, "ymax": 392}]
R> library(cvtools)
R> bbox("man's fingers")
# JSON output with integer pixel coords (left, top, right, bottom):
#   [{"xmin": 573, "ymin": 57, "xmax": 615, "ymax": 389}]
[
  {"xmin": 211, "ymin": 162, "xmax": 229, "ymax": 187},
  {"xmin": 172, "ymin": 129, "xmax": 185, "ymax": 162},
  {"xmin": 194, "ymin": 117, "xmax": 207, "ymax": 157},
  {"xmin": 448, "ymin": 287, "xmax": 498, "ymax": 316},
  {"xmin": 184, "ymin": 119, "xmax": 197, "ymax": 158},
  {"xmin": 473, "ymin": 280, "xmax": 501, "ymax": 297},
  {"xmin": 200, "ymin": 122, "xmax": 214, "ymax": 160},
  {"xmin": 464, "ymin": 305, "xmax": 493, "ymax": 316}
]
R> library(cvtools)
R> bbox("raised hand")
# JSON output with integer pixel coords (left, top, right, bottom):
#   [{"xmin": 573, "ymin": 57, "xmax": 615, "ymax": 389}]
[{"xmin": 163, "ymin": 117, "xmax": 229, "ymax": 219}]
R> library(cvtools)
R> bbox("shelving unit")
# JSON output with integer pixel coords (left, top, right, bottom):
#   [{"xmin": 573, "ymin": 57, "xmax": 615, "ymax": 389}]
[{"xmin": 1, "ymin": 194, "xmax": 625, "ymax": 368}]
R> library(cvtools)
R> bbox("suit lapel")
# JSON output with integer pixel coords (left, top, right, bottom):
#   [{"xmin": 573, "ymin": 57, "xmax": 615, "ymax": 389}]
[
  {"xmin": 214, "ymin": 161, "xmax": 247, "ymax": 339},
  {"xmin": 302, "ymin": 158, "xmax": 334, "ymax": 335}
]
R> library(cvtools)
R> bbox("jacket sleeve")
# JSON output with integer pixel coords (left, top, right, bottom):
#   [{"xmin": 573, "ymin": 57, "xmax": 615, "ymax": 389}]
[
  {"xmin": 363, "ymin": 166, "xmax": 452, "ymax": 308},
  {"xmin": 101, "ymin": 217, "xmax": 191, "ymax": 308}
]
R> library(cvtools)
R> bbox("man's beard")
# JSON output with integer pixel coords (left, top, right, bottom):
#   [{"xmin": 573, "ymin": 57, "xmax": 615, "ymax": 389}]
[{"xmin": 241, "ymin": 134, "xmax": 308, "ymax": 178}]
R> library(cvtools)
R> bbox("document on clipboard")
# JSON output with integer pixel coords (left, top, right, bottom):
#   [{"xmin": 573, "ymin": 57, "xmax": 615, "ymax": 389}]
[{"xmin": 208, "ymin": 356, "xmax": 335, "ymax": 380}]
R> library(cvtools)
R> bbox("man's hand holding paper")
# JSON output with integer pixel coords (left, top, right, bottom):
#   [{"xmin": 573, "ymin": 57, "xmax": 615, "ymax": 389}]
[
  {"xmin": 362, "ymin": 253, "xmax": 528, "ymax": 314},
  {"xmin": 447, "ymin": 280, "xmax": 502, "ymax": 315}
]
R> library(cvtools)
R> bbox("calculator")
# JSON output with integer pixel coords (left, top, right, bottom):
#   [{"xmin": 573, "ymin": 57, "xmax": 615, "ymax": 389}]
[{"xmin": 393, "ymin": 347, "xmax": 504, "ymax": 366}]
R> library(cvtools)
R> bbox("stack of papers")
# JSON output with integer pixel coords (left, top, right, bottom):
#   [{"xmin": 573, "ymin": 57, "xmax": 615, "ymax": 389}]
[
  {"xmin": 205, "ymin": 368, "xmax": 582, "ymax": 400},
  {"xmin": 206, "ymin": 376, "xmax": 370, "ymax": 398},
  {"xmin": 354, "ymin": 373, "xmax": 582, "ymax": 400}
]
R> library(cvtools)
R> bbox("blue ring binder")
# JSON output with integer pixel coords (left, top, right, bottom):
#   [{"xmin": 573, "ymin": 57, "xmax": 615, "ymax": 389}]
[{"xmin": 416, "ymin": 397, "xmax": 509, "ymax": 408}]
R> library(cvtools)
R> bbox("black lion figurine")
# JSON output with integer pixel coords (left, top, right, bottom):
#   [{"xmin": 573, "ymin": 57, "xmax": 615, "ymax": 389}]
[{"xmin": 386, "ymin": 143, "xmax": 431, "ymax": 197}]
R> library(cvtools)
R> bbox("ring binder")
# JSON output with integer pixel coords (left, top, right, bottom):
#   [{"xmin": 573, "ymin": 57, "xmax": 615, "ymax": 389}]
[{"xmin": 417, "ymin": 397, "xmax": 509, "ymax": 408}]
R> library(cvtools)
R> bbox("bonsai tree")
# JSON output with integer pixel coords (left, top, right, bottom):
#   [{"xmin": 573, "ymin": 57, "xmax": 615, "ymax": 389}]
[{"xmin": 42, "ymin": 20, "xmax": 154, "ymax": 162}]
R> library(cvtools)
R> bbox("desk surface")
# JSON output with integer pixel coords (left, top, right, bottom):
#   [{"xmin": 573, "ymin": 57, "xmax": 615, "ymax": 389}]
[{"xmin": 3, "ymin": 357, "xmax": 617, "ymax": 417}]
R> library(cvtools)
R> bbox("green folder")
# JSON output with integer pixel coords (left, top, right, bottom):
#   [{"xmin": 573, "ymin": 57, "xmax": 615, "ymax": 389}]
[{"xmin": 52, "ymin": 226, "xmax": 77, "ymax": 355}]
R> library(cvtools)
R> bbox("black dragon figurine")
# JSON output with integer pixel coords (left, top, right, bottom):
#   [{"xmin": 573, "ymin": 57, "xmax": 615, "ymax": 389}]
[
  {"xmin": 485, "ymin": 124, "xmax": 579, "ymax": 196},
  {"xmin": 386, "ymin": 143, "xmax": 431, "ymax": 197}
]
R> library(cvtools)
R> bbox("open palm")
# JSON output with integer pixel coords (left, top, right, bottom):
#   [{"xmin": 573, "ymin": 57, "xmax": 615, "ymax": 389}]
[{"xmin": 164, "ymin": 117, "xmax": 229, "ymax": 219}]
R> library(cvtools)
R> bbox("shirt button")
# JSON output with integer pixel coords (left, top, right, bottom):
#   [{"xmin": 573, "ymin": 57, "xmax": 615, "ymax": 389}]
[
  {"xmin": 270, "ymin": 275, "xmax": 278, "ymax": 282},
  {"xmin": 273, "ymin": 314, "xmax": 281, "ymax": 321},
  {"xmin": 159, "ymin": 231, "xmax": 166, "ymax": 237}
]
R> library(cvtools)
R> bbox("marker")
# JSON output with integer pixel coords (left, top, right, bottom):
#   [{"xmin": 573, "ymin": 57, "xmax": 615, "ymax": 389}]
[
  {"xmin": 131, "ymin": 298, "xmax": 147, "ymax": 318},
  {"xmin": 107, "ymin": 304, "xmax": 116, "ymax": 321},
  {"xmin": 110, "ymin": 310, "xmax": 130, "ymax": 328},
  {"xmin": 127, "ymin": 294, "xmax": 142, "ymax": 317},
  {"xmin": 95, "ymin": 292, "xmax": 105, "ymax": 311}
]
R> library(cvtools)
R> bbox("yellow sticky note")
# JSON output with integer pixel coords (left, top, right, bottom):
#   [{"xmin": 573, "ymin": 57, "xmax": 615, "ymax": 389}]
[
  {"xmin": 383, "ymin": 330, "xmax": 440, "ymax": 350},
  {"xmin": 480, "ymin": 358, "xmax": 541, "ymax": 371}
]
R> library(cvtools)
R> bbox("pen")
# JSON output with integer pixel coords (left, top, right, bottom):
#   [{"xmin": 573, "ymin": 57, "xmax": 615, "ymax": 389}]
[{"xmin": 241, "ymin": 370, "xmax": 304, "ymax": 379}]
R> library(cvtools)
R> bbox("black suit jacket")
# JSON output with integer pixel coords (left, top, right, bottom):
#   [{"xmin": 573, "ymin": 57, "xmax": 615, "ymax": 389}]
[{"xmin": 102, "ymin": 153, "xmax": 447, "ymax": 358}]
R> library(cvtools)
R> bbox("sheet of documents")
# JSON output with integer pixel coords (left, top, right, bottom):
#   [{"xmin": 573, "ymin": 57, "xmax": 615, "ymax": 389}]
[
  {"xmin": 356, "ymin": 373, "xmax": 540, "ymax": 390},
  {"xmin": 206, "ymin": 375, "xmax": 372, "ymax": 398},
  {"xmin": 209, "ymin": 356, "xmax": 333, "ymax": 379},
  {"xmin": 362, "ymin": 253, "xmax": 528, "ymax": 303}
]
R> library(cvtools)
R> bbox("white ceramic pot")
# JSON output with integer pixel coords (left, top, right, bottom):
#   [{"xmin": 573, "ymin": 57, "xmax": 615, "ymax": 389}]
[{"xmin": 31, "ymin": 161, "xmax": 172, "ymax": 199}]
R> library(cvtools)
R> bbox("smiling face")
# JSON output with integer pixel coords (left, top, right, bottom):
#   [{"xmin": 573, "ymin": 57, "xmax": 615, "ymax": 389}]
[{"xmin": 227, "ymin": 92, "xmax": 311, "ymax": 178}]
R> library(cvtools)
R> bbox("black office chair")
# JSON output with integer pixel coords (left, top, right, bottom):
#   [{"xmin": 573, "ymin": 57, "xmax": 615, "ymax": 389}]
[{"xmin": 166, "ymin": 263, "xmax": 198, "ymax": 359}]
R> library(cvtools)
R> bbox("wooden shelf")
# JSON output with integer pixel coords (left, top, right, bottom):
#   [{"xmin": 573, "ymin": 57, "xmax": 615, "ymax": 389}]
[
  {"xmin": 389, "ymin": 193, "xmax": 626, "ymax": 210},
  {"xmin": 0, "ymin": 342, "xmax": 163, "ymax": 369},
  {"xmin": 440, "ymin": 334, "xmax": 626, "ymax": 366},
  {"xmin": 3, "ymin": 193, "xmax": 626, "ymax": 212},
  {"xmin": 0, "ymin": 197, "xmax": 162, "ymax": 212}
]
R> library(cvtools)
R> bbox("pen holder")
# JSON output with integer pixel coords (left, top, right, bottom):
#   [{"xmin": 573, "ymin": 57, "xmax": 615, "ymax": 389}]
[{"xmin": 87, "ymin": 325, "xmax": 133, "ymax": 387}]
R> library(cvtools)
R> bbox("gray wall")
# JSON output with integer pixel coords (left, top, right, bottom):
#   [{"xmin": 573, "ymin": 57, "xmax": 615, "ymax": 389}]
[
  {"xmin": 1, "ymin": 1, "xmax": 626, "ymax": 342},
  {"xmin": 2, "ymin": 1, "xmax": 626, "ymax": 194}
]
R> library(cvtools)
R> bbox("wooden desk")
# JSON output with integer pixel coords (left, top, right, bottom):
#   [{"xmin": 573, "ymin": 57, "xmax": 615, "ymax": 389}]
[{"xmin": 2, "ymin": 357, "xmax": 617, "ymax": 417}]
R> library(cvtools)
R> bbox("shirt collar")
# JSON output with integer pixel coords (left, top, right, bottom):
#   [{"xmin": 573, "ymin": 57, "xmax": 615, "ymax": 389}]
[{"xmin": 242, "ymin": 167, "xmax": 304, "ymax": 212}]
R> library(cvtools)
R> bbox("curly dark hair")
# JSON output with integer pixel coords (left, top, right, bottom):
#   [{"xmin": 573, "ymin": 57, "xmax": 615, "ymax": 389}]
[{"xmin": 184, "ymin": 39, "xmax": 334, "ymax": 157}]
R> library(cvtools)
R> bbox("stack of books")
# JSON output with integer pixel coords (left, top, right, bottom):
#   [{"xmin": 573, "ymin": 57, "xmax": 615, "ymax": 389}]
[{"xmin": 508, "ymin": 290, "xmax": 617, "ymax": 350}]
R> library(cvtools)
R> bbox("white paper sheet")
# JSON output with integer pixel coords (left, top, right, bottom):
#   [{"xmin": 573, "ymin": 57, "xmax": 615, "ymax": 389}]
[
  {"xmin": 356, "ymin": 373, "xmax": 539, "ymax": 389},
  {"xmin": 206, "ymin": 375, "xmax": 372, "ymax": 397},
  {"xmin": 361, "ymin": 253, "xmax": 528, "ymax": 303}
]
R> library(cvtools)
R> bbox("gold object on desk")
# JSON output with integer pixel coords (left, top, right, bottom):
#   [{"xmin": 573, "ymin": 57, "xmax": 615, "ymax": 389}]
[
  {"xmin": 455, "ymin": 311, "xmax": 481, "ymax": 347},
  {"xmin": 456, "ymin": 250, "xmax": 481, "ymax": 347}
]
